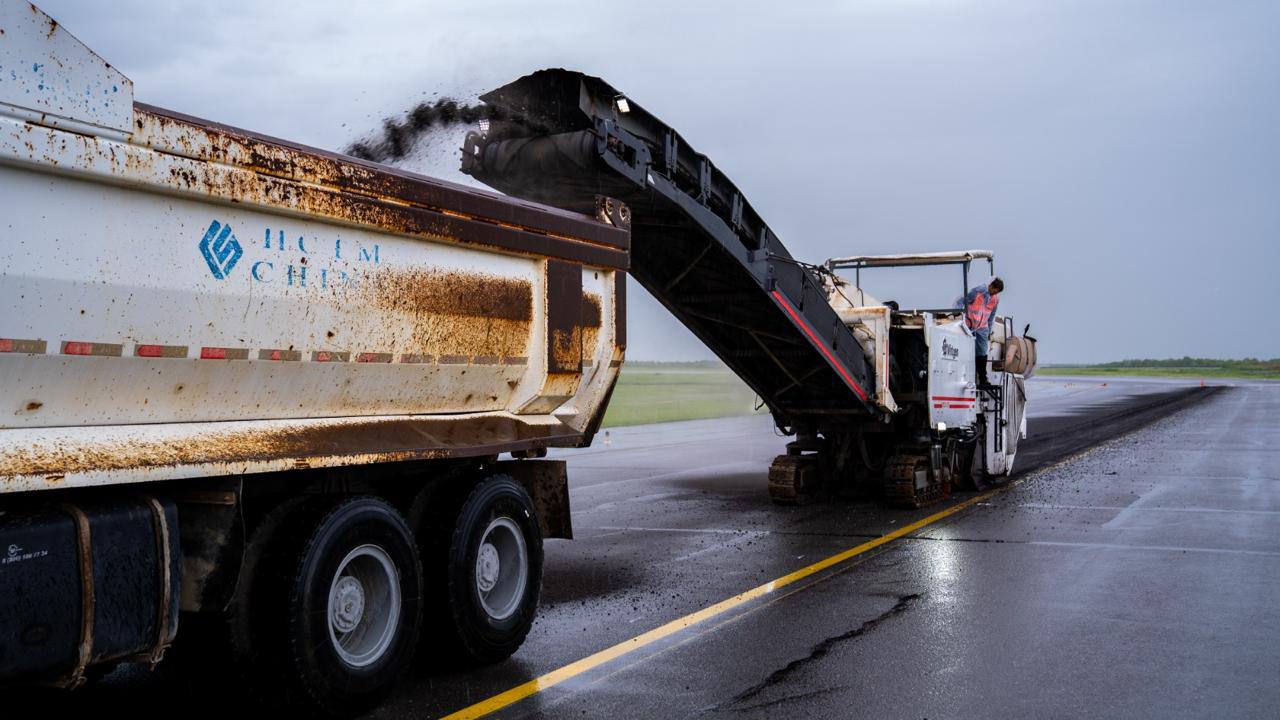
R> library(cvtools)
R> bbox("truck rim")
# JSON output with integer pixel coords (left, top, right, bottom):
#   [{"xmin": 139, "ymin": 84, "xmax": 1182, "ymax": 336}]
[
  {"xmin": 475, "ymin": 516, "xmax": 528, "ymax": 621},
  {"xmin": 327, "ymin": 543, "xmax": 402, "ymax": 668}
]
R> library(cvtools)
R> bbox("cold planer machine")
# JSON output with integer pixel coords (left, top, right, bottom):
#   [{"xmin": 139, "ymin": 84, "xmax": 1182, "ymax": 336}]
[{"xmin": 461, "ymin": 69, "xmax": 1037, "ymax": 507}]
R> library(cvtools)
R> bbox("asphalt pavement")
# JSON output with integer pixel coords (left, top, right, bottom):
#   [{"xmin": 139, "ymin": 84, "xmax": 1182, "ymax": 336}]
[
  {"xmin": 376, "ymin": 376, "xmax": 1277, "ymax": 719},
  {"xmin": 12, "ymin": 376, "xmax": 1276, "ymax": 718}
]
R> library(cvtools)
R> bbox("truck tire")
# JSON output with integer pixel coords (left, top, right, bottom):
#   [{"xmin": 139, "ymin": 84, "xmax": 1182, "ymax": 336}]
[
  {"xmin": 258, "ymin": 496, "xmax": 423, "ymax": 717},
  {"xmin": 441, "ymin": 475, "xmax": 543, "ymax": 665}
]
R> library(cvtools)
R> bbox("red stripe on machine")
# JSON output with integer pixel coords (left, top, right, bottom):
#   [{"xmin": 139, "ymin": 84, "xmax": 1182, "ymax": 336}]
[
  {"xmin": 770, "ymin": 290, "xmax": 869, "ymax": 402},
  {"xmin": 932, "ymin": 396, "xmax": 974, "ymax": 402},
  {"xmin": 947, "ymin": 403, "xmax": 971, "ymax": 409}
]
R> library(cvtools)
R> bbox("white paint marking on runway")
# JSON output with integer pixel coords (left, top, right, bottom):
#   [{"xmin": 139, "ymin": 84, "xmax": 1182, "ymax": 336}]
[
  {"xmin": 584, "ymin": 492, "xmax": 688, "ymax": 514},
  {"xmin": 1029, "ymin": 540, "xmax": 1280, "ymax": 557},
  {"xmin": 1018, "ymin": 503, "xmax": 1280, "ymax": 516},
  {"xmin": 672, "ymin": 531, "xmax": 771, "ymax": 562},
  {"xmin": 571, "ymin": 461, "xmax": 761, "ymax": 496}
]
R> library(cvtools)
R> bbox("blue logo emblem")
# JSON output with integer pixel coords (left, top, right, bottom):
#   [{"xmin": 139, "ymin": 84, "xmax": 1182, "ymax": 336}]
[{"xmin": 199, "ymin": 220, "xmax": 243, "ymax": 280}]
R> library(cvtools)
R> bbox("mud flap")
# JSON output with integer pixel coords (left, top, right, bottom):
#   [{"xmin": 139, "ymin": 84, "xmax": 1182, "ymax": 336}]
[{"xmin": 492, "ymin": 459, "xmax": 573, "ymax": 540}]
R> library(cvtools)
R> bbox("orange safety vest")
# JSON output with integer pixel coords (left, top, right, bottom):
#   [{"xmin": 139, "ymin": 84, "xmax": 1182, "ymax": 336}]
[{"xmin": 965, "ymin": 289, "xmax": 999, "ymax": 331}]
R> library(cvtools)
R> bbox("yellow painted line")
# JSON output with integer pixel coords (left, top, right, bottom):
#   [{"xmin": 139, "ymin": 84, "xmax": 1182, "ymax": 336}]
[{"xmin": 441, "ymin": 487, "xmax": 1003, "ymax": 720}]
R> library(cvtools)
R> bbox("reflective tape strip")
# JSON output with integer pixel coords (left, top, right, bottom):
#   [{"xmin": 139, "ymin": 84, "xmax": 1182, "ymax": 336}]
[
  {"xmin": 62, "ymin": 341, "xmax": 122, "ymax": 357},
  {"xmin": 355, "ymin": 352, "xmax": 393, "ymax": 363},
  {"xmin": 472, "ymin": 355, "xmax": 499, "ymax": 365},
  {"xmin": 399, "ymin": 353, "xmax": 435, "ymax": 364},
  {"xmin": 259, "ymin": 349, "xmax": 302, "ymax": 361},
  {"xmin": 0, "ymin": 338, "xmax": 47, "ymax": 354},
  {"xmin": 502, "ymin": 356, "xmax": 529, "ymax": 366},
  {"xmin": 135, "ymin": 344, "xmax": 188, "ymax": 358},
  {"xmin": 439, "ymin": 355, "xmax": 469, "ymax": 365},
  {"xmin": 200, "ymin": 347, "xmax": 250, "ymax": 360},
  {"xmin": 769, "ymin": 290, "xmax": 869, "ymax": 402},
  {"xmin": 311, "ymin": 351, "xmax": 351, "ymax": 363}
]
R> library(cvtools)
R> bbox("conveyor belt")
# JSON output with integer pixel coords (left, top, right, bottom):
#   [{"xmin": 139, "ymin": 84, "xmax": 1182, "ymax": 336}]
[{"xmin": 461, "ymin": 69, "xmax": 878, "ymax": 428}]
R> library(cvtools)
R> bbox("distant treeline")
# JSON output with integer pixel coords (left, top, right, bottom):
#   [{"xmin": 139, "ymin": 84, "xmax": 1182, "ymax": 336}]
[{"xmin": 1050, "ymin": 357, "xmax": 1280, "ymax": 371}]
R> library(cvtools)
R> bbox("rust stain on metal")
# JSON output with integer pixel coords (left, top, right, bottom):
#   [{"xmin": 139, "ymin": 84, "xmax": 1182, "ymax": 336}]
[
  {"xmin": 546, "ymin": 260, "xmax": 584, "ymax": 374},
  {"xmin": 136, "ymin": 106, "xmax": 630, "ymax": 269},
  {"xmin": 0, "ymin": 415, "xmax": 580, "ymax": 480},
  {"xmin": 345, "ymin": 267, "xmax": 534, "ymax": 362},
  {"xmin": 550, "ymin": 327, "xmax": 583, "ymax": 372},
  {"xmin": 364, "ymin": 267, "xmax": 531, "ymax": 321},
  {"xmin": 582, "ymin": 293, "xmax": 601, "ymax": 327},
  {"xmin": 582, "ymin": 293, "xmax": 602, "ymax": 360}
]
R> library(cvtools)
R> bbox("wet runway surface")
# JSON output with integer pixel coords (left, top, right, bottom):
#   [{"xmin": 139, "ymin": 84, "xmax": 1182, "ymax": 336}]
[
  {"xmin": 384, "ymin": 376, "xmax": 1277, "ymax": 719},
  {"xmin": 13, "ymin": 377, "xmax": 1278, "ymax": 718}
]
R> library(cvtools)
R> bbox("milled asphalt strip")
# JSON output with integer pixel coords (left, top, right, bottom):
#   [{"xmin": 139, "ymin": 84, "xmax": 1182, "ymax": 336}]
[{"xmin": 440, "ymin": 386, "xmax": 1219, "ymax": 720}]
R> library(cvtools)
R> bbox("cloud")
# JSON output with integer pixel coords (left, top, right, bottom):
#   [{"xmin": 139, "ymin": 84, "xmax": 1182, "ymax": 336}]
[{"xmin": 36, "ymin": 0, "xmax": 1280, "ymax": 362}]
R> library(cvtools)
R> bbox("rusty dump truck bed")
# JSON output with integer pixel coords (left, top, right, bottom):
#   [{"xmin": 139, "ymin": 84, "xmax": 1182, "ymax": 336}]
[{"xmin": 0, "ymin": 8, "xmax": 629, "ymax": 493}]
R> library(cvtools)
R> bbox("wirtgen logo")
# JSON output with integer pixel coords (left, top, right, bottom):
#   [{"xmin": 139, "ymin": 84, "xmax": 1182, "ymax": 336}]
[{"xmin": 199, "ymin": 219, "xmax": 243, "ymax": 280}]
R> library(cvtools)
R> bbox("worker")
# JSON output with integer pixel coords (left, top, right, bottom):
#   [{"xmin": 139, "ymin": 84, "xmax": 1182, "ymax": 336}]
[{"xmin": 960, "ymin": 277, "xmax": 1004, "ymax": 390}]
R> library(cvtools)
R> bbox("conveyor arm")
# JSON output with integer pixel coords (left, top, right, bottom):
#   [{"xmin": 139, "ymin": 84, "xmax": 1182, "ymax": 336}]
[{"xmin": 461, "ymin": 69, "xmax": 879, "ymax": 427}]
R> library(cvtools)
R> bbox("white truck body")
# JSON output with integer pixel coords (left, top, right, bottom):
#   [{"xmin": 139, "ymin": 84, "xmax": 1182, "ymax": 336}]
[{"xmin": 0, "ymin": 1, "xmax": 627, "ymax": 494}]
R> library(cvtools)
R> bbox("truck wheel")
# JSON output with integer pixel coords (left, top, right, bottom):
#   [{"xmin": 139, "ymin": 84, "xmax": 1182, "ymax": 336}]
[
  {"xmin": 262, "ymin": 496, "xmax": 422, "ymax": 716},
  {"xmin": 442, "ymin": 476, "xmax": 543, "ymax": 665}
]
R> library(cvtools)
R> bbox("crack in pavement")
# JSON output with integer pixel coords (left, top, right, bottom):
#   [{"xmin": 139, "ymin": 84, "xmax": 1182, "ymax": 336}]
[
  {"xmin": 708, "ymin": 593, "xmax": 922, "ymax": 713},
  {"xmin": 723, "ymin": 686, "xmax": 848, "ymax": 713}
]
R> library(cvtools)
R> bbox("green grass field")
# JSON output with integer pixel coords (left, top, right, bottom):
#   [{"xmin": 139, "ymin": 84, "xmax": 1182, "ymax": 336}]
[
  {"xmin": 1038, "ymin": 366, "xmax": 1280, "ymax": 380},
  {"xmin": 1039, "ymin": 357, "xmax": 1280, "ymax": 381},
  {"xmin": 599, "ymin": 358, "xmax": 1279, "ymax": 428},
  {"xmin": 600, "ymin": 362, "xmax": 765, "ymax": 428}
]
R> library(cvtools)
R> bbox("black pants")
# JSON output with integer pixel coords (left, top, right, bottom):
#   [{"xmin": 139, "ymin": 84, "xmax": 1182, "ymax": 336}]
[{"xmin": 976, "ymin": 354, "xmax": 989, "ymax": 386}]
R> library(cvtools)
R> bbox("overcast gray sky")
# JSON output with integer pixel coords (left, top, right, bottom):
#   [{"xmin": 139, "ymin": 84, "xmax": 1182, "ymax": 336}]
[{"xmin": 37, "ymin": 0, "xmax": 1280, "ymax": 363}]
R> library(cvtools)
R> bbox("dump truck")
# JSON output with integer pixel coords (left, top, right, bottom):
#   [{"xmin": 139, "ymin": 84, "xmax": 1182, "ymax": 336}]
[
  {"xmin": 461, "ymin": 69, "xmax": 1038, "ymax": 506},
  {"xmin": 0, "ymin": 4, "xmax": 626, "ymax": 713}
]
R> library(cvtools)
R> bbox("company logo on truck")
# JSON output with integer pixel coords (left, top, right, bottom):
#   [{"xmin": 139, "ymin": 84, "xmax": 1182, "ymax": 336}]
[
  {"xmin": 198, "ymin": 219, "xmax": 383, "ymax": 286},
  {"xmin": 198, "ymin": 219, "xmax": 244, "ymax": 280},
  {"xmin": 3, "ymin": 543, "xmax": 47, "ymax": 565}
]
